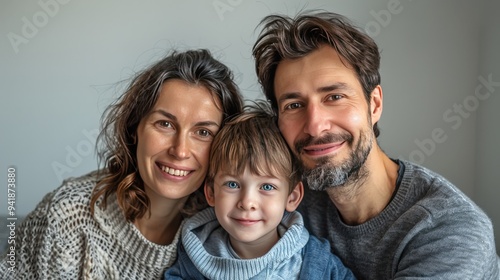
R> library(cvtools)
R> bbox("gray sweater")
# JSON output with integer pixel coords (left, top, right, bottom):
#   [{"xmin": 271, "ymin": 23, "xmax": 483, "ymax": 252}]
[{"xmin": 298, "ymin": 160, "xmax": 499, "ymax": 279}]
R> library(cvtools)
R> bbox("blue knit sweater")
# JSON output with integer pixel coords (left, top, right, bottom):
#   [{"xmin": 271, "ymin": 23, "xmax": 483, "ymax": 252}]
[{"xmin": 164, "ymin": 208, "xmax": 355, "ymax": 279}]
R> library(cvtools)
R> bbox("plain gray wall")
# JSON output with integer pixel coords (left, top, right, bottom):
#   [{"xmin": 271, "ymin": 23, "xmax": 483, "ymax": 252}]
[
  {"xmin": 476, "ymin": 0, "xmax": 500, "ymax": 256},
  {"xmin": 1, "ymin": 1, "xmax": 498, "ymax": 253}
]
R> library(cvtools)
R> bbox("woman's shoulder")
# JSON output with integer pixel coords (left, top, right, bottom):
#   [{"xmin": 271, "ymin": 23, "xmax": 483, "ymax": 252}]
[
  {"xmin": 26, "ymin": 170, "xmax": 103, "ymax": 221},
  {"xmin": 54, "ymin": 170, "xmax": 101, "ymax": 199},
  {"xmin": 46, "ymin": 170, "xmax": 102, "ymax": 207}
]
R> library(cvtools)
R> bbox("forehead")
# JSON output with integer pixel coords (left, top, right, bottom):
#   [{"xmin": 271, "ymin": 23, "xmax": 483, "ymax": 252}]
[
  {"xmin": 274, "ymin": 45, "xmax": 360, "ymax": 95},
  {"xmin": 152, "ymin": 79, "xmax": 223, "ymax": 121},
  {"xmin": 214, "ymin": 165, "xmax": 291, "ymax": 186}
]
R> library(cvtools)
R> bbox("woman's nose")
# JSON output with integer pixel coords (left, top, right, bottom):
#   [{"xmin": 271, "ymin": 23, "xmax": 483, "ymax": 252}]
[{"xmin": 168, "ymin": 134, "xmax": 191, "ymax": 160}]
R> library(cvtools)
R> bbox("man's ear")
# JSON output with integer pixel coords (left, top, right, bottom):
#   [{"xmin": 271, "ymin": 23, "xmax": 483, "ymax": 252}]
[
  {"xmin": 370, "ymin": 85, "xmax": 383, "ymax": 124},
  {"xmin": 204, "ymin": 182, "xmax": 216, "ymax": 207},
  {"xmin": 285, "ymin": 181, "xmax": 304, "ymax": 212}
]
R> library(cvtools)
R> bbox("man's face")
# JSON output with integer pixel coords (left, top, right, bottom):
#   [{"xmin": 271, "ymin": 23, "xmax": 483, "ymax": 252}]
[{"xmin": 273, "ymin": 45, "xmax": 380, "ymax": 190}]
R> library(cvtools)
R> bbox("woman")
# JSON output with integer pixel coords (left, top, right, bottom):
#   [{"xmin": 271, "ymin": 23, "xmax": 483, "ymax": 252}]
[{"xmin": 0, "ymin": 49, "xmax": 244, "ymax": 279}]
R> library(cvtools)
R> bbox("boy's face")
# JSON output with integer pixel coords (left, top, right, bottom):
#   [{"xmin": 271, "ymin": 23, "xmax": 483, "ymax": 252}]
[{"xmin": 205, "ymin": 166, "xmax": 303, "ymax": 258}]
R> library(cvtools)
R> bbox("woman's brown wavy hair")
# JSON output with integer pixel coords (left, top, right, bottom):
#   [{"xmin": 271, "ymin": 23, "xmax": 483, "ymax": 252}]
[{"xmin": 90, "ymin": 49, "xmax": 244, "ymax": 221}]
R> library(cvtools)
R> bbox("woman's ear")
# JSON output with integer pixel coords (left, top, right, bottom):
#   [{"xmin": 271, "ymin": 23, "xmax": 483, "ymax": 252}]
[
  {"xmin": 204, "ymin": 182, "xmax": 216, "ymax": 207},
  {"xmin": 285, "ymin": 181, "xmax": 304, "ymax": 212}
]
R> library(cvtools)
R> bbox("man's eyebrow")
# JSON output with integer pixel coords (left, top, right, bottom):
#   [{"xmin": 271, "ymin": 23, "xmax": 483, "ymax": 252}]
[
  {"xmin": 317, "ymin": 82, "xmax": 352, "ymax": 93},
  {"xmin": 277, "ymin": 92, "xmax": 302, "ymax": 104},
  {"xmin": 277, "ymin": 82, "xmax": 353, "ymax": 103},
  {"xmin": 150, "ymin": 109, "xmax": 220, "ymax": 127}
]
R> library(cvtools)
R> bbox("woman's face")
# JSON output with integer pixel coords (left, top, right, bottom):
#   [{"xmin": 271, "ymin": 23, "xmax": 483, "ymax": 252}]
[{"xmin": 136, "ymin": 79, "xmax": 223, "ymax": 202}]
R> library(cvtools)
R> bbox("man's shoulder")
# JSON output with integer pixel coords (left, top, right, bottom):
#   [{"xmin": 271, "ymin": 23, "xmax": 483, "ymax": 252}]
[
  {"xmin": 400, "ymin": 161, "xmax": 493, "ymax": 239},
  {"xmin": 402, "ymin": 161, "xmax": 483, "ymax": 211},
  {"xmin": 400, "ymin": 160, "xmax": 455, "ymax": 190}
]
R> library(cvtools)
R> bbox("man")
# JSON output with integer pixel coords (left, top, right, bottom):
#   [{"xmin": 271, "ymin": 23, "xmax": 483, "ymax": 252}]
[{"xmin": 252, "ymin": 11, "xmax": 499, "ymax": 279}]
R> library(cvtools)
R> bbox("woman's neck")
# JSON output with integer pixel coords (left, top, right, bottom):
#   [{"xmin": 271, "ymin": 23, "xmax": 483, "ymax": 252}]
[
  {"xmin": 134, "ymin": 211, "xmax": 183, "ymax": 245},
  {"xmin": 133, "ymin": 195, "xmax": 187, "ymax": 245}
]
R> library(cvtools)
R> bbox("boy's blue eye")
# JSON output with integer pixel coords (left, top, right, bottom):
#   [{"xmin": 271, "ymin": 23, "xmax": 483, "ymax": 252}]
[
  {"xmin": 261, "ymin": 184, "xmax": 274, "ymax": 191},
  {"xmin": 227, "ymin": 181, "xmax": 239, "ymax": 189}
]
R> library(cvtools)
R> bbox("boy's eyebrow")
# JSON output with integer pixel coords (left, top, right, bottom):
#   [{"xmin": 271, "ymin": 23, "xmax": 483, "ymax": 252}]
[{"xmin": 216, "ymin": 171, "xmax": 238, "ymax": 177}]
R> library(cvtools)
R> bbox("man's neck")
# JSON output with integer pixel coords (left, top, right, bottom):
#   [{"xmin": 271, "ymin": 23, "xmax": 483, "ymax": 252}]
[{"xmin": 326, "ymin": 146, "xmax": 399, "ymax": 225}]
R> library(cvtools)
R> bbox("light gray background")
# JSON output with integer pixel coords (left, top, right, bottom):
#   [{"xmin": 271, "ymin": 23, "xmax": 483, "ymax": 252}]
[{"xmin": 1, "ymin": 0, "xmax": 499, "ymax": 254}]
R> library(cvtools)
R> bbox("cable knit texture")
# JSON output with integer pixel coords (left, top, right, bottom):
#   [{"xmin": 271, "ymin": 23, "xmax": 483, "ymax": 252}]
[
  {"xmin": 165, "ymin": 207, "xmax": 356, "ymax": 279},
  {"xmin": 0, "ymin": 171, "xmax": 180, "ymax": 279}
]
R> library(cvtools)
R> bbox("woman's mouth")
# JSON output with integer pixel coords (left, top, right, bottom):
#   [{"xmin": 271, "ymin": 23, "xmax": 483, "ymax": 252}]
[{"xmin": 160, "ymin": 165, "xmax": 190, "ymax": 177}]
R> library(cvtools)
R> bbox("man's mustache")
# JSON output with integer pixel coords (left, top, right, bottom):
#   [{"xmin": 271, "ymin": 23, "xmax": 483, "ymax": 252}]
[{"xmin": 294, "ymin": 132, "xmax": 353, "ymax": 154}]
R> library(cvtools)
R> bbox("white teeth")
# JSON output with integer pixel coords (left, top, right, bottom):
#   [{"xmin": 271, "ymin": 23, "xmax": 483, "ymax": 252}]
[{"xmin": 162, "ymin": 166, "xmax": 189, "ymax": 177}]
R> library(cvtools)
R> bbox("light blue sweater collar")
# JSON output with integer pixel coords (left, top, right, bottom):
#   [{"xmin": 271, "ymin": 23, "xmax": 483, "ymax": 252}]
[{"xmin": 181, "ymin": 207, "xmax": 309, "ymax": 279}]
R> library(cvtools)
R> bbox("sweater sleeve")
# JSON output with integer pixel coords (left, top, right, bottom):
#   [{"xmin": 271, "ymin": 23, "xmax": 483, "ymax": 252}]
[
  {"xmin": 393, "ymin": 205, "xmax": 499, "ymax": 279},
  {"xmin": 0, "ymin": 189, "xmax": 84, "ymax": 279}
]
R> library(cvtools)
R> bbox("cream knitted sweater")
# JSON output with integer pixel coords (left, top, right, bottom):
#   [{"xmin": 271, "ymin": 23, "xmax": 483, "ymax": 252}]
[{"xmin": 0, "ymin": 171, "xmax": 180, "ymax": 279}]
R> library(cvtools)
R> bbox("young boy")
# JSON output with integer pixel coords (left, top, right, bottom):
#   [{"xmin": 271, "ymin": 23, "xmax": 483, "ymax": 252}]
[{"xmin": 164, "ymin": 101, "xmax": 355, "ymax": 279}]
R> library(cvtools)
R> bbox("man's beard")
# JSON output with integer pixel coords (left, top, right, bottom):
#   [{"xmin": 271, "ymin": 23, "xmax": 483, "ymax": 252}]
[{"xmin": 295, "ymin": 129, "xmax": 373, "ymax": 191}]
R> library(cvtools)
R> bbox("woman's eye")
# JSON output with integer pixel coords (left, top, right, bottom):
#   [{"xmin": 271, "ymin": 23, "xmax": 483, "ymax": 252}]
[
  {"xmin": 197, "ymin": 129, "xmax": 213, "ymax": 138},
  {"xmin": 226, "ymin": 181, "xmax": 239, "ymax": 189},
  {"xmin": 261, "ymin": 184, "xmax": 275, "ymax": 191},
  {"xmin": 158, "ymin": 121, "xmax": 173, "ymax": 128}
]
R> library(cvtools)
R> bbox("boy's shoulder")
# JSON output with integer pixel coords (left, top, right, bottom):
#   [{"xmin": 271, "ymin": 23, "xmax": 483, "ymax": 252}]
[{"xmin": 301, "ymin": 235, "xmax": 356, "ymax": 279}]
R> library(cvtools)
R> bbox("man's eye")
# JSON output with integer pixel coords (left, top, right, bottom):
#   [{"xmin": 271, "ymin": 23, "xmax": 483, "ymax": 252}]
[
  {"xmin": 284, "ymin": 102, "xmax": 302, "ymax": 110},
  {"xmin": 329, "ymin": 94, "xmax": 342, "ymax": 100},
  {"xmin": 261, "ymin": 184, "xmax": 275, "ymax": 191}
]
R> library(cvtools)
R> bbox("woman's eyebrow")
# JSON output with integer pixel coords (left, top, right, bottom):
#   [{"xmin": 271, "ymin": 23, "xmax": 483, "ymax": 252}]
[
  {"xmin": 150, "ymin": 109, "xmax": 176, "ymax": 121},
  {"xmin": 150, "ymin": 109, "xmax": 220, "ymax": 127}
]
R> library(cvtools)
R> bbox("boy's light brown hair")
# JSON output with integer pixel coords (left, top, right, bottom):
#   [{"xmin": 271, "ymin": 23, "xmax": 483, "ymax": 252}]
[{"xmin": 205, "ymin": 100, "xmax": 299, "ymax": 194}]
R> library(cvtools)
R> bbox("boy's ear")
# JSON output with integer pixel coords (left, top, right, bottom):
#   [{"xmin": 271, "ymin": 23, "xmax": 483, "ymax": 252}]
[
  {"xmin": 204, "ymin": 182, "xmax": 216, "ymax": 207},
  {"xmin": 285, "ymin": 181, "xmax": 304, "ymax": 212}
]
